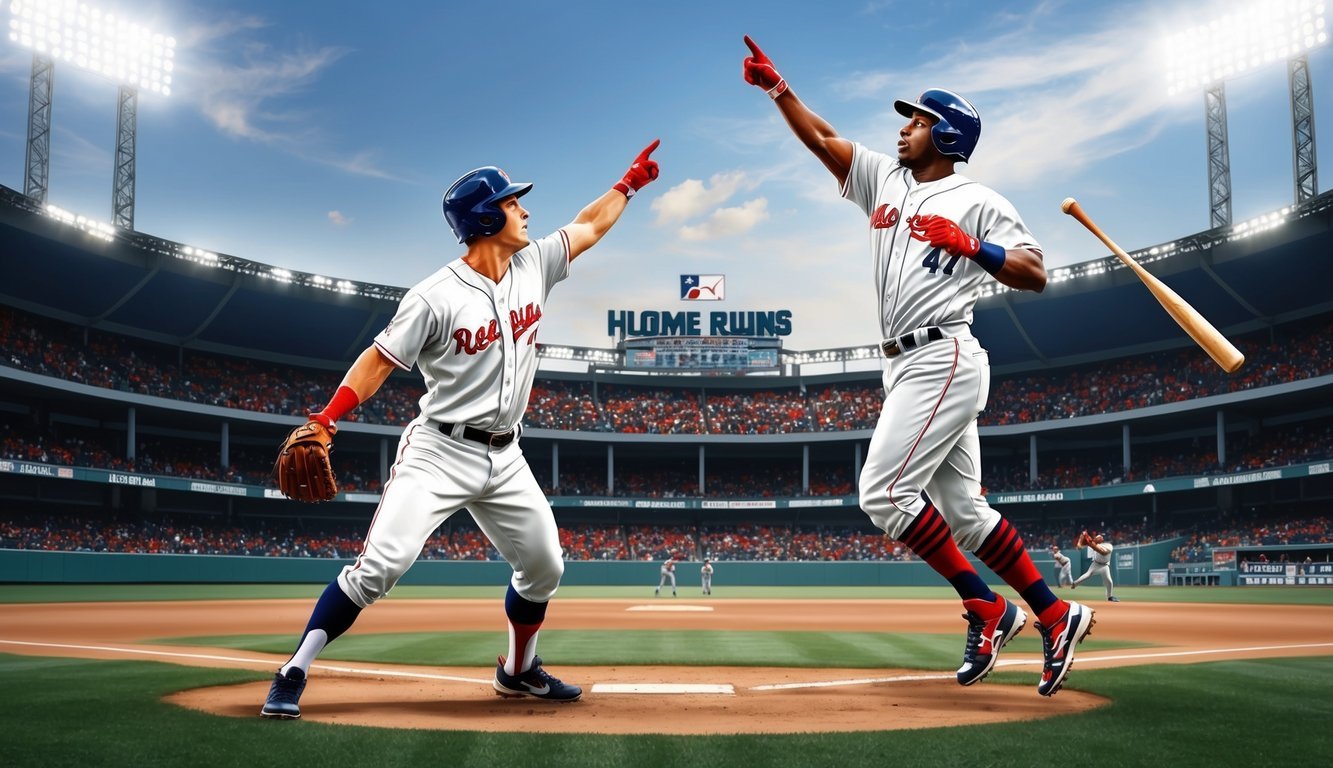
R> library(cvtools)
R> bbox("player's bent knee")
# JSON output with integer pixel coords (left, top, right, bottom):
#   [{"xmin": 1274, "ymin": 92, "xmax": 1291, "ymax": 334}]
[
  {"xmin": 860, "ymin": 494, "xmax": 917, "ymax": 540},
  {"xmin": 337, "ymin": 569, "xmax": 391, "ymax": 608},
  {"xmin": 952, "ymin": 513, "xmax": 1000, "ymax": 552},
  {"xmin": 512, "ymin": 558, "xmax": 564, "ymax": 603}
]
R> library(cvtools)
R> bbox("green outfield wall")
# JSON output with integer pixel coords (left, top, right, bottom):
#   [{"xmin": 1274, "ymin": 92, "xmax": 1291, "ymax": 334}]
[{"xmin": 0, "ymin": 543, "xmax": 1181, "ymax": 586}]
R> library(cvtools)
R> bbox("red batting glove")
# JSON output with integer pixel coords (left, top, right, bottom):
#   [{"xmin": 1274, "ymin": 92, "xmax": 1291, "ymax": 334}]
[
  {"xmin": 613, "ymin": 139, "xmax": 661, "ymax": 199},
  {"xmin": 743, "ymin": 35, "xmax": 788, "ymax": 98},
  {"xmin": 916, "ymin": 214, "xmax": 980, "ymax": 258}
]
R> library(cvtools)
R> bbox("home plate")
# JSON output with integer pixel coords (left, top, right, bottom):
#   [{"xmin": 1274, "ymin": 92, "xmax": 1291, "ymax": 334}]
[
  {"xmin": 626, "ymin": 605, "xmax": 714, "ymax": 612},
  {"xmin": 591, "ymin": 683, "xmax": 734, "ymax": 695}
]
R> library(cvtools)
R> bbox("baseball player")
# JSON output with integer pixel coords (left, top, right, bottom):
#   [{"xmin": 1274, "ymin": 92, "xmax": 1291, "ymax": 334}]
[
  {"xmin": 1051, "ymin": 545, "xmax": 1073, "ymax": 588},
  {"xmin": 260, "ymin": 140, "xmax": 662, "ymax": 719},
  {"xmin": 1072, "ymin": 531, "xmax": 1120, "ymax": 601},
  {"xmin": 654, "ymin": 554, "xmax": 678, "ymax": 597},
  {"xmin": 701, "ymin": 558, "xmax": 714, "ymax": 595},
  {"xmin": 743, "ymin": 36, "xmax": 1093, "ymax": 696}
]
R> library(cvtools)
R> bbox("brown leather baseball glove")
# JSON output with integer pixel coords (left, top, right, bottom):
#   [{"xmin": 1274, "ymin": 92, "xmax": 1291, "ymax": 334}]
[{"xmin": 273, "ymin": 421, "xmax": 338, "ymax": 502}]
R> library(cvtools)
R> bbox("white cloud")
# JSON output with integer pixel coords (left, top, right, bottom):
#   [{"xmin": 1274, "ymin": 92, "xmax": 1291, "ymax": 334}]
[
  {"xmin": 327, "ymin": 210, "xmax": 350, "ymax": 226},
  {"xmin": 187, "ymin": 45, "xmax": 346, "ymax": 144},
  {"xmin": 677, "ymin": 198, "xmax": 770, "ymax": 241},
  {"xmin": 651, "ymin": 170, "xmax": 752, "ymax": 225},
  {"xmin": 803, "ymin": 3, "xmax": 1209, "ymax": 191},
  {"xmin": 178, "ymin": 13, "xmax": 399, "ymax": 180}
]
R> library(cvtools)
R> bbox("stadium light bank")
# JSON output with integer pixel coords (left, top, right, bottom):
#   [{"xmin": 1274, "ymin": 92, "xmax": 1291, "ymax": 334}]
[
  {"xmin": 1161, "ymin": 0, "xmax": 1326, "ymax": 229},
  {"xmin": 7, "ymin": 0, "xmax": 176, "ymax": 230}
]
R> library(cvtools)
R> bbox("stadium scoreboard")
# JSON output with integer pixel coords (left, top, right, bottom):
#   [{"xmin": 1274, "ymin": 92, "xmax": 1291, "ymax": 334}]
[{"xmin": 622, "ymin": 336, "xmax": 781, "ymax": 372}]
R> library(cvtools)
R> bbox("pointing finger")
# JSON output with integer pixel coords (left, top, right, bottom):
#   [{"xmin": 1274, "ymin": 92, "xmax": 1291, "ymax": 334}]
[
  {"xmin": 639, "ymin": 138, "xmax": 661, "ymax": 160},
  {"xmin": 743, "ymin": 35, "xmax": 765, "ymax": 59}
]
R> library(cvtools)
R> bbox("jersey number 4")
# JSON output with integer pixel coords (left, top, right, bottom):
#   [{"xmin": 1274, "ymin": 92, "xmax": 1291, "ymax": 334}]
[{"xmin": 922, "ymin": 247, "xmax": 963, "ymax": 275}]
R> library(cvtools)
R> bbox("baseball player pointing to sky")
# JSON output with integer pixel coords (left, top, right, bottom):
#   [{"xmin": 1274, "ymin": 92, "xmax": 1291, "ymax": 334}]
[
  {"xmin": 260, "ymin": 140, "xmax": 661, "ymax": 718},
  {"xmin": 743, "ymin": 36, "xmax": 1093, "ymax": 696}
]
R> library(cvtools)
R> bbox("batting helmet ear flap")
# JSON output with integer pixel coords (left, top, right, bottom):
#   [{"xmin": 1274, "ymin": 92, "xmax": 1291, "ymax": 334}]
[{"xmin": 442, "ymin": 166, "xmax": 533, "ymax": 243}]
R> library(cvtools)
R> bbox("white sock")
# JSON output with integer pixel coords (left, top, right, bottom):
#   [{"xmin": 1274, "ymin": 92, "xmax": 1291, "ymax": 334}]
[{"xmin": 280, "ymin": 629, "xmax": 328, "ymax": 676}]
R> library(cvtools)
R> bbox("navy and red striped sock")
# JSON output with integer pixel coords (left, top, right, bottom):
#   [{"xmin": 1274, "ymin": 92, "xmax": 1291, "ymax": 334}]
[
  {"xmin": 974, "ymin": 518, "xmax": 1067, "ymax": 625},
  {"xmin": 503, "ymin": 584, "xmax": 548, "ymax": 675},
  {"xmin": 898, "ymin": 500, "xmax": 995, "ymax": 602}
]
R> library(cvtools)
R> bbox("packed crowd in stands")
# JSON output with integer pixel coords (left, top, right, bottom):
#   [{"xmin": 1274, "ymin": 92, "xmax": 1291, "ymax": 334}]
[
  {"xmin": 982, "ymin": 419, "xmax": 1333, "ymax": 491},
  {"xmin": 4, "ymin": 412, "xmax": 1326, "ymax": 497},
  {"xmin": 0, "ymin": 420, "xmax": 384, "ymax": 493},
  {"xmin": 9, "ymin": 506, "xmax": 1308, "ymax": 564},
  {"xmin": 1170, "ymin": 515, "xmax": 1332, "ymax": 564},
  {"xmin": 5, "ymin": 306, "xmax": 1333, "ymax": 436}
]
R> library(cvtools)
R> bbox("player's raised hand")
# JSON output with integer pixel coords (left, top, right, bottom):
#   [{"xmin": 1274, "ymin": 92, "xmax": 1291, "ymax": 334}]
[
  {"xmin": 613, "ymin": 139, "xmax": 661, "ymax": 199},
  {"xmin": 913, "ymin": 214, "xmax": 980, "ymax": 258},
  {"xmin": 743, "ymin": 35, "xmax": 787, "ymax": 98}
]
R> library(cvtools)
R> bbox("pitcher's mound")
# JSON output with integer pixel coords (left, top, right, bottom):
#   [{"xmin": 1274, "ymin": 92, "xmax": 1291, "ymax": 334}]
[{"xmin": 168, "ymin": 664, "xmax": 1107, "ymax": 735}]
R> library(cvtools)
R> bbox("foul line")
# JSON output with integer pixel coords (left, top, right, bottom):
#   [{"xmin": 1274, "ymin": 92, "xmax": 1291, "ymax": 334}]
[
  {"xmin": 0, "ymin": 640, "xmax": 490, "ymax": 684},
  {"xmin": 7, "ymin": 638, "xmax": 1330, "ymax": 693},
  {"xmin": 750, "ymin": 642, "xmax": 1333, "ymax": 691}
]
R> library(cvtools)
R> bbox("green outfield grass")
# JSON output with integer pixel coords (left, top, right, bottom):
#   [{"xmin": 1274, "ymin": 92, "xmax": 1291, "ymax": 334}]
[
  {"xmin": 3, "ymin": 583, "xmax": 1331, "ymax": 605},
  {"xmin": 0, "ymin": 653, "xmax": 1326, "ymax": 767},
  {"xmin": 159, "ymin": 629, "xmax": 1146, "ymax": 669}
]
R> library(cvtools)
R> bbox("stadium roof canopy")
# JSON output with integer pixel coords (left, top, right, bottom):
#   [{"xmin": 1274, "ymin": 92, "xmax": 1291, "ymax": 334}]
[{"xmin": 2, "ymin": 183, "xmax": 1331, "ymax": 375}]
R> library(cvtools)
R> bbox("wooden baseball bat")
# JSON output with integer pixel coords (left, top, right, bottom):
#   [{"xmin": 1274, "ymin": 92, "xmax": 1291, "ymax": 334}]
[{"xmin": 1060, "ymin": 197, "xmax": 1245, "ymax": 373}]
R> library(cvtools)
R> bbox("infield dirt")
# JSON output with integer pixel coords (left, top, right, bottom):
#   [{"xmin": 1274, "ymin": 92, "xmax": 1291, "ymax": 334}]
[{"xmin": 2, "ymin": 598, "xmax": 1328, "ymax": 734}]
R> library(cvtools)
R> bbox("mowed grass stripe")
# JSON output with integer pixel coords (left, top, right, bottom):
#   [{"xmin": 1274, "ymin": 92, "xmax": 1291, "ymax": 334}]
[
  {"xmin": 0, "ymin": 652, "xmax": 1328, "ymax": 767},
  {"xmin": 3, "ymin": 583, "xmax": 1332, "ymax": 605},
  {"xmin": 157, "ymin": 630, "xmax": 1143, "ymax": 669}
]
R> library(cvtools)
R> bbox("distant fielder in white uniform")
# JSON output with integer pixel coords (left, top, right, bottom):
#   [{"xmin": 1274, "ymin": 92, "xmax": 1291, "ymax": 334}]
[
  {"xmin": 701, "ymin": 558, "xmax": 714, "ymax": 595},
  {"xmin": 1072, "ymin": 531, "xmax": 1120, "ymax": 601},
  {"xmin": 743, "ymin": 35, "xmax": 1093, "ymax": 697},
  {"xmin": 260, "ymin": 140, "xmax": 662, "ymax": 719},
  {"xmin": 1051, "ymin": 546, "xmax": 1073, "ymax": 588},
  {"xmin": 655, "ymin": 555, "xmax": 678, "ymax": 597}
]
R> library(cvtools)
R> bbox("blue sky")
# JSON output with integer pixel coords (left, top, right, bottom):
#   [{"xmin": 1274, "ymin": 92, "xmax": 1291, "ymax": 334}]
[{"xmin": 1, "ymin": 0, "xmax": 1329, "ymax": 351}]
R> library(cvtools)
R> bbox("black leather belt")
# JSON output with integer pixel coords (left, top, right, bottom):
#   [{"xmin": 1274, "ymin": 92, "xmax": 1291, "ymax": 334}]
[
  {"xmin": 880, "ymin": 326, "xmax": 945, "ymax": 358},
  {"xmin": 439, "ymin": 421, "xmax": 516, "ymax": 449}
]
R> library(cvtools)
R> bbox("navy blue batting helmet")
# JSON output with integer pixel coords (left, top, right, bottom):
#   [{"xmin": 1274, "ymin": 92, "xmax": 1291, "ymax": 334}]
[
  {"xmin": 442, "ymin": 166, "xmax": 533, "ymax": 243},
  {"xmin": 893, "ymin": 88, "xmax": 981, "ymax": 162}
]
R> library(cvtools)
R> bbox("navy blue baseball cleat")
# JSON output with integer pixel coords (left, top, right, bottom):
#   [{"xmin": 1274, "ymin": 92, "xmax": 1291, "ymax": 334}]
[
  {"xmin": 493, "ymin": 656, "xmax": 582, "ymax": 701},
  {"xmin": 957, "ymin": 594, "xmax": 1027, "ymax": 686},
  {"xmin": 260, "ymin": 667, "xmax": 306, "ymax": 719}
]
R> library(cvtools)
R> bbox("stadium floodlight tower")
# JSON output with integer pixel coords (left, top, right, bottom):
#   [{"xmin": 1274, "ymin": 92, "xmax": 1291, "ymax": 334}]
[
  {"xmin": 7, "ymin": 0, "xmax": 176, "ymax": 230},
  {"xmin": 1164, "ymin": 0, "xmax": 1327, "ymax": 229}
]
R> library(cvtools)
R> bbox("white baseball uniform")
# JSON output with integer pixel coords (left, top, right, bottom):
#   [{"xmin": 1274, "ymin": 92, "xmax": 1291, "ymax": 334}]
[
  {"xmin": 1053, "ymin": 550, "xmax": 1073, "ymax": 587},
  {"xmin": 843, "ymin": 143, "xmax": 1041, "ymax": 549},
  {"xmin": 701, "ymin": 561, "xmax": 714, "ymax": 595},
  {"xmin": 338, "ymin": 229, "xmax": 571, "ymax": 624},
  {"xmin": 655, "ymin": 558, "xmax": 677, "ymax": 596},
  {"xmin": 1073, "ymin": 541, "xmax": 1116, "ymax": 599}
]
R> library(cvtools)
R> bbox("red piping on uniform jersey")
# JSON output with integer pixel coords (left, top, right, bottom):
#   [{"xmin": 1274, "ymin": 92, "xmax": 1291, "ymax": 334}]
[
  {"xmin": 349, "ymin": 421, "xmax": 421, "ymax": 573},
  {"xmin": 883, "ymin": 339, "xmax": 960, "ymax": 511}
]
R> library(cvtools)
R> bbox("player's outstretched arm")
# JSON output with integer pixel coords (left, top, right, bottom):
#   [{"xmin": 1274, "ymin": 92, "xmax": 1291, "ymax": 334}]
[
  {"xmin": 564, "ymin": 140, "xmax": 661, "ymax": 262},
  {"xmin": 307, "ymin": 346, "xmax": 398, "ymax": 428},
  {"xmin": 742, "ymin": 35, "xmax": 852, "ymax": 186}
]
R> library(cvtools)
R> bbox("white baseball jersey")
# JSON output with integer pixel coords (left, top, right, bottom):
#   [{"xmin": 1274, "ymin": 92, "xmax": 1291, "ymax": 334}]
[
  {"xmin": 1089, "ymin": 542, "xmax": 1113, "ymax": 566},
  {"xmin": 848, "ymin": 143, "xmax": 1042, "ymax": 551},
  {"xmin": 337, "ymin": 227, "xmax": 573, "ymax": 632},
  {"xmin": 1053, "ymin": 551, "xmax": 1071, "ymax": 568},
  {"xmin": 373, "ymin": 230, "xmax": 570, "ymax": 432},
  {"xmin": 841, "ymin": 143, "xmax": 1040, "ymax": 340}
]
